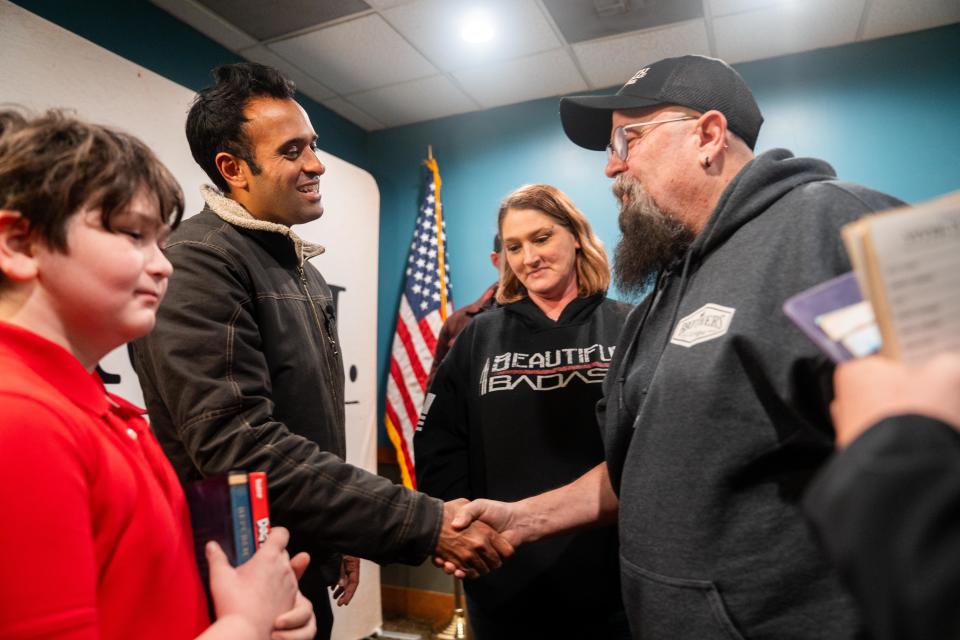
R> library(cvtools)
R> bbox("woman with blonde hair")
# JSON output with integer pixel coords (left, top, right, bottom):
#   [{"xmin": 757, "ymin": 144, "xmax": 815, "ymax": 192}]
[{"xmin": 416, "ymin": 184, "xmax": 632, "ymax": 639}]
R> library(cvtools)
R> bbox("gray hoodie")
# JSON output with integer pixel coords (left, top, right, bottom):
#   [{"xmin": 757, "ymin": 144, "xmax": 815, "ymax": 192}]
[{"xmin": 600, "ymin": 149, "xmax": 902, "ymax": 639}]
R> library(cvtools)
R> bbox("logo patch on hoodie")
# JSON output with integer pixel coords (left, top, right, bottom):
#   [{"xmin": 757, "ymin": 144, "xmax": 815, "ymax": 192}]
[{"xmin": 670, "ymin": 303, "xmax": 736, "ymax": 348}]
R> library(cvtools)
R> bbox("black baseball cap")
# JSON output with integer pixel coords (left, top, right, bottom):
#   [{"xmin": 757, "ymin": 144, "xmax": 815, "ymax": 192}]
[{"xmin": 560, "ymin": 55, "xmax": 764, "ymax": 151}]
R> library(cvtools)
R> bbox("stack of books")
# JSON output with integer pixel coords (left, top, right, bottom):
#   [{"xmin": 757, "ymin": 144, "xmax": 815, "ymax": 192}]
[{"xmin": 185, "ymin": 470, "xmax": 271, "ymax": 586}]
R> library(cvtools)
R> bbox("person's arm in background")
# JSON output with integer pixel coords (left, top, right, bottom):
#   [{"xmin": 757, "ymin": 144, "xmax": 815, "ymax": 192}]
[
  {"xmin": 425, "ymin": 313, "xmax": 458, "ymax": 393},
  {"xmin": 804, "ymin": 353, "xmax": 960, "ymax": 640}
]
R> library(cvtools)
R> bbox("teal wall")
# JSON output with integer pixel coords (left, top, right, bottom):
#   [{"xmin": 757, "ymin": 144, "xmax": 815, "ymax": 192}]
[
  {"xmin": 371, "ymin": 24, "xmax": 960, "ymax": 443},
  {"xmin": 8, "ymin": 3, "xmax": 958, "ymax": 446},
  {"xmin": 11, "ymin": 0, "xmax": 369, "ymax": 168}
]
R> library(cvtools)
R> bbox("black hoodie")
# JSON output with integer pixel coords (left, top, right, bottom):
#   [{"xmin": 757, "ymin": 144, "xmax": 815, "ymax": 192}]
[
  {"xmin": 601, "ymin": 149, "xmax": 903, "ymax": 639},
  {"xmin": 416, "ymin": 293, "xmax": 631, "ymax": 619}
]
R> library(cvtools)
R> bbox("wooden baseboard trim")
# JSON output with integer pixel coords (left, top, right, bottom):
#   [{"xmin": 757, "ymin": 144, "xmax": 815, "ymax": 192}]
[{"xmin": 381, "ymin": 584, "xmax": 454, "ymax": 628}]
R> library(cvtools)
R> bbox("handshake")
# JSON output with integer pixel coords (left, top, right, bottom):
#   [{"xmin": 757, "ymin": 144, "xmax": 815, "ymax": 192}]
[
  {"xmin": 430, "ymin": 463, "xmax": 616, "ymax": 577},
  {"xmin": 432, "ymin": 497, "xmax": 533, "ymax": 578}
]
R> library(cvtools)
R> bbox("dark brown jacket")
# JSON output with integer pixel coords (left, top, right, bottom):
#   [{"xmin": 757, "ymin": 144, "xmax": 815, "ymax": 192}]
[{"xmin": 132, "ymin": 187, "xmax": 442, "ymax": 601}]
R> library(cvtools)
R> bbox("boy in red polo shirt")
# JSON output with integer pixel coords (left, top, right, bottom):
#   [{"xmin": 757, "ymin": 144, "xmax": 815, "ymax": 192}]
[{"xmin": 0, "ymin": 110, "xmax": 315, "ymax": 640}]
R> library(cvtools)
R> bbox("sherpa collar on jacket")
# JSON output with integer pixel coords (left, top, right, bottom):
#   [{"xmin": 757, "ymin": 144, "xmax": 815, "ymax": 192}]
[{"xmin": 200, "ymin": 185, "xmax": 325, "ymax": 265}]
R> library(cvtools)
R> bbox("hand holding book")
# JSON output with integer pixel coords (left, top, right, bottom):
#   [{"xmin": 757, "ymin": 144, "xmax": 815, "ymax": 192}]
[
  {"xmin": 785, "ymin": 191, "xmax": 960, "ymax": 363},
  {"xmin": 206, "ymin": 526, "xmax": 315, "ymax": 640},
  {"xmin": 830, "ymin": 352, "xmax": 960, "ymax": 447}
]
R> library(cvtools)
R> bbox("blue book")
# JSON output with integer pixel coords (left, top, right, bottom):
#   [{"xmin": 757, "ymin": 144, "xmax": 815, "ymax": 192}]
[
  {"xmin": 227, "ymin": 471, "xmax": 255, "ymax": 564},
  {"xmin": 783, "ymin": 272, "xmax": 881, "ymax": 363}
]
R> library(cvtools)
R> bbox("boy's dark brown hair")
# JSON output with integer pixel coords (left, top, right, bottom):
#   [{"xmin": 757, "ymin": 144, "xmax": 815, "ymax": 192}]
[{"xmin": 0, "ymin": 109, "xmax": 184, "ymax": 259}]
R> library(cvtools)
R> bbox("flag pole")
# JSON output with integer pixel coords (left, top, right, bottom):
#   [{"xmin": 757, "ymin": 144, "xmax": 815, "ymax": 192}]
[{"xmin": 425, "ymin": 147, "xmax": 449, "ymax": 321}]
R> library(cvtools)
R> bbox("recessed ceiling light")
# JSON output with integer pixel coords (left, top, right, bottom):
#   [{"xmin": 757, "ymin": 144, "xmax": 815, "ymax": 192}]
[{"xmin": 460, "ymin": 8, "xmax": 495, "ymax": 44}]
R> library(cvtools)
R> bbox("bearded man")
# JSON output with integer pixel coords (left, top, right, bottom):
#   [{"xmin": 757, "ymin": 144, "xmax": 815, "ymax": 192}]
[{"xmin": 445, "ymin": 55, "xmax": 904, "ymax": 639}]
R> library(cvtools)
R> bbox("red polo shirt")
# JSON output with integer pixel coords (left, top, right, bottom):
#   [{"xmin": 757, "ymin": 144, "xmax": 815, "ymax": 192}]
[{"xmin": 0, "ymin": 322, "xmax": 209, "ymax": 639}]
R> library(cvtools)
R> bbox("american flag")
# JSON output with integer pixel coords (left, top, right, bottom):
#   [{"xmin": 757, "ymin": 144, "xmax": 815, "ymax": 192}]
[{"xmin": 384, "ymin": 156, "xmax": 452, "ymax": 489}]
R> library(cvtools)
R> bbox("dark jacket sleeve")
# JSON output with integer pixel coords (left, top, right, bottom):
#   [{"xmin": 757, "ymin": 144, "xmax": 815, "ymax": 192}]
[
  {"xmin": 804, "ymin": 415, "xmax": 960, "ymax": 640},
  {"xmin": 425, "ymin": 312, "xmax": 458, "ymax": 392},
  {"xmin": 133, "ymin": 239, "xmax": 442, "ymax": 566},
  {"xmin": 415, "ymin": 328, "xmax": 472, "ymax": 501}
]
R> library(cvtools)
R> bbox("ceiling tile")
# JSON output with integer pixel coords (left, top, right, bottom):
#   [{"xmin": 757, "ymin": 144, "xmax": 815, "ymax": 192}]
[
  {"xmin": 454, "ymin": 49, "xmax": 588, "ymax": 110},
  {"xmin": 346, "ymin": 75, "xmax": 476, "ymax": 127},
  {"xmin": 862, "ymin": 0, "xmax": 960, "ymax": 40},
  {"xmin": 321, "ymin": 98, "xmax": 386, "ymax": 131},
  {"xmin": 714, "ymin": 0, "xmax": 866, "ymax": 64},
  {"xmin": 573, "ymin": 20, "xmax": 711, "ymax": 90},
  {"xmin": 150, "ymin": 0, "xmax": 257, "ymax": 51},
  {"xmin": 542, "ymin": 0, "xmax": 703, "ymax": 44},
  {"xmin": 268, "ymin": 14, "xmax": 438, "ymax": 95},
  {"xmin": 382, "ymin": 0, "xmax": 561, "ymax": 72},
  {"xmin": 192, "ymin": 0, "xmax": 371, "ymax": 41},
  {"xmin": 707, "ymin": 0, "xmax": 791, "ymax": 18}
]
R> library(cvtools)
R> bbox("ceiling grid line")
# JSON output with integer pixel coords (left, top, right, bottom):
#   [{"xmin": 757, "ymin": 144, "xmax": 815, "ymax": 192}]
[
  {"xmin": 256, "ymin": 9, "xmax": 379, "ymax": 47},
  {"xmin": 702, "ymin": 0, "xmax": 718, "ymax": 58},
  {"xmin": 532, "ymin": 0, "xmax": 594, "ymax": 91},
  {"xmin": 855, "ymin": 0, "xmax": 875, "ymax": 41},
  {"xmin": 374, "ymin": 8, "xmax": 485, "ymax": 111}
]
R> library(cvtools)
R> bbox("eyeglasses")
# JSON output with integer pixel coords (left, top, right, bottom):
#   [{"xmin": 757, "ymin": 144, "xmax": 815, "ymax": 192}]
[{"xmin": 607, "ymin": 116, "xmax": 697, "ymax": 162}]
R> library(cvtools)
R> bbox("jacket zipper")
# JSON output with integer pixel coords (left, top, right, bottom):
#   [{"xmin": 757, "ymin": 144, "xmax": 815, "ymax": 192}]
[
  {"xmin": 299, "ymin": 265, "xmax": 339, "ymax": 357},
  {"xmin": 298, "ymin": 264, "xmax": 346, "ymax": 453}
]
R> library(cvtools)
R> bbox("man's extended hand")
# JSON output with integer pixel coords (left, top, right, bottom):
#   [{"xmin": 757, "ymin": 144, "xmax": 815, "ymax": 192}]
[
  {"xmin": 433, "ymin": 499, "xmax": 529, "ymax": 577},
  {"xmin": 832, "ymin": 353, "xmax": 960, "ymax": 448},
  {"xmin": 433, "ymin": 499, "xmax": 515, "ymax": 579},
  {"xmin": 331, "ymin": 555, "xmax": 360, "ymax": 607},
  {"xmin": 450, "ymin": 499, "xmax": 525, "ymax": 546}
]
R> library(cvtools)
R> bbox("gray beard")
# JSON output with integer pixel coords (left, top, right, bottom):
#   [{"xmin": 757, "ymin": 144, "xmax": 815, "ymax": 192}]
[{"xmin": 612, "ymin": 175, "xmax": 695, "ymax": 297}]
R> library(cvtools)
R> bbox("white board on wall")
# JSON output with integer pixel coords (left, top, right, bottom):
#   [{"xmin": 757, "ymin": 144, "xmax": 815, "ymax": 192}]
[{"xmin": 0, "ymin": 2, "xmax": 382, "ymax": 637}]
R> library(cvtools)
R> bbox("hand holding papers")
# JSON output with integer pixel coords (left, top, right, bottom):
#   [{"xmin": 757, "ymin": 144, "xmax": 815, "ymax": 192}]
[
  {"xmin": 783, "ymin": 272, "xmax": 880, "ymax": 362},
  {"xmin": 842, "ymin": 191, "xmax": 960, "ymax": 363},
  {"xmin": 785, "ymin": 191, "xmax": 960, "ymax": 363}
]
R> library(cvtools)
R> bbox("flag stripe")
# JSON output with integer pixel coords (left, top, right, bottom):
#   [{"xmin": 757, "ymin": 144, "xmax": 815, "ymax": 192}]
[
  {"xmin": 394, "ymin": 323, "xmax": 427, "ymax": 395},
  {"xmin": 385, "ymin": 367, "xmax": 415, "ymax": 436},
  {"xmin": 389, "ymin": 357, "xmax": 423, "ymax": 443},
  {"xmin": 389, "ymin": 328, "xmax": 425, "ymax": 417},
  {"xmin": 398, "ymin": 299, "xmax": 433, "ymax": 390},
  {"xmin": 401, "ymin": 295, "xmax": 437, "ymax": 360},
  {"xmin": 417, "ymin": 315, "xmax": 439, "ymax": 356},
  {"xmin": 384, "ymin": 409, "xmax": 416, "ymax": 489},
  {"xmin": 385, "ymin": 361, "xmax": 420, "ymax": 487}
]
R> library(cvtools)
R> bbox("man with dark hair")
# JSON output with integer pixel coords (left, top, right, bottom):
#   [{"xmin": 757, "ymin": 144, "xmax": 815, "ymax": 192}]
[
  {"xmin": 425, "ymin": 234, "xmax": 500, "ymax": 391},
  {"xmin": 447, "ymin": 55, "xmax": 906, "ymax": 638},
  {"xmin": 184, "ymin": 63, "xmax": 296, "ymax": 194},
  {"xmin": 132, "ymin": 62, "xmax": 511, "ymax": 639}
]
